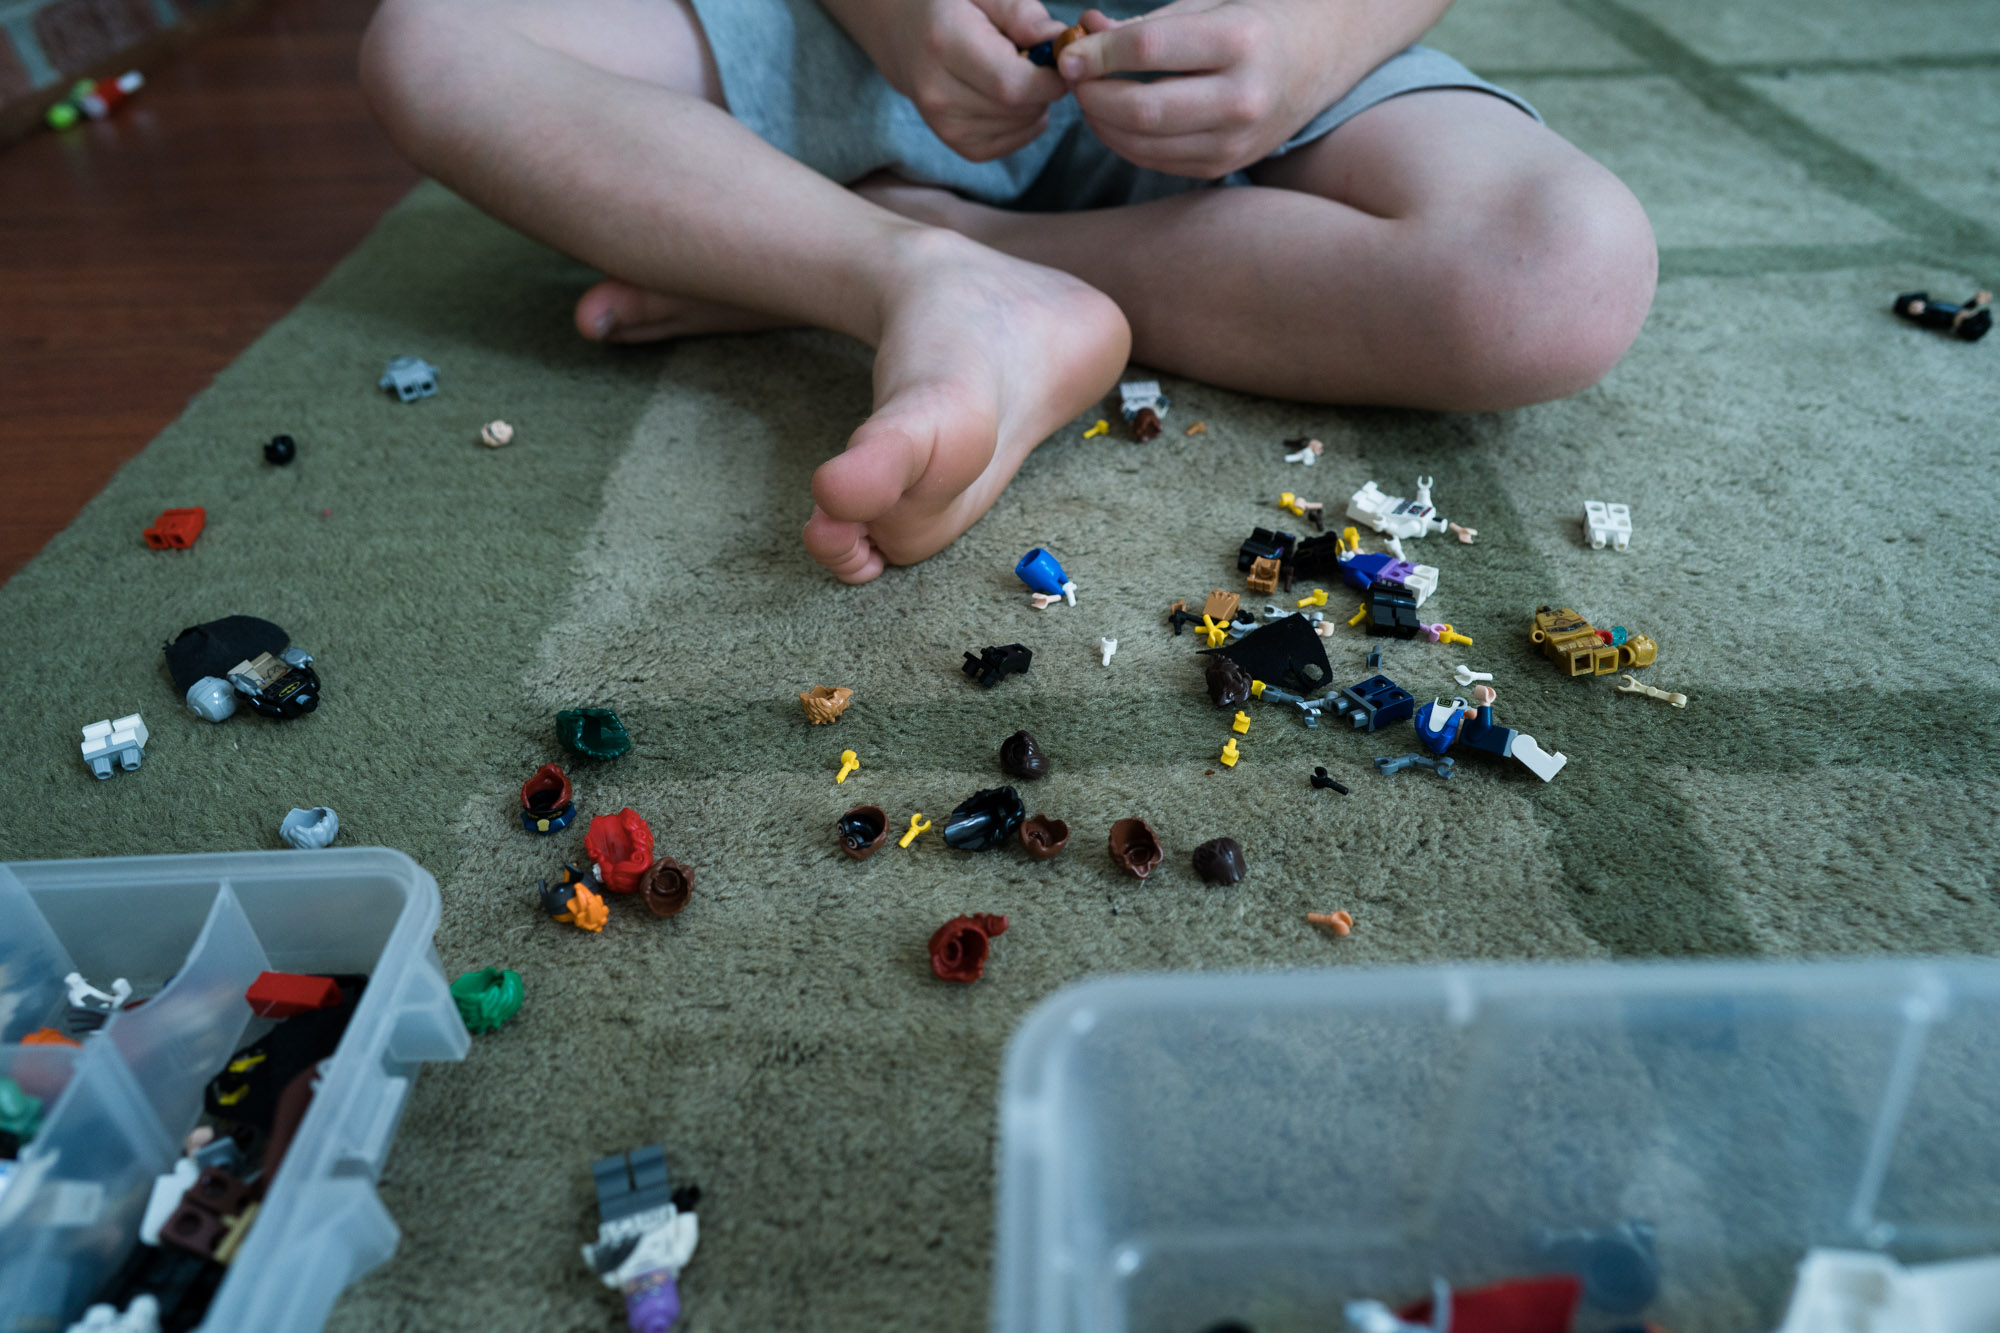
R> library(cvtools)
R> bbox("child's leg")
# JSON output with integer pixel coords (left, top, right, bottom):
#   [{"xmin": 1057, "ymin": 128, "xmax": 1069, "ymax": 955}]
[
  {"xmin": 358, "ymin": 0, "xmax": 1130, "ymax": 582},
  {"xmin": 860, "ymin": 91, "xmax": 1657, "ymax": 411}
]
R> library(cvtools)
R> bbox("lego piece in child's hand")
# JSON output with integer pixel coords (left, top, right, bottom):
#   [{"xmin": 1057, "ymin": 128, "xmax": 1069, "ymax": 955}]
[
  {"xmin": 1019, "ymin": 814, "xmax": 1069, "ymax": 860},
  {"xmin": 1023, "ymin": 24, "xmax": 1086, "ymax": 66}
]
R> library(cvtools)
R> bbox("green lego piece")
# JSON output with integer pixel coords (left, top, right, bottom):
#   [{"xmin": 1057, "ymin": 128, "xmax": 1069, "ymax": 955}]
[
  {"xmin": 0, "ymin": 1076, "xmax": 43, "ymax": 1143},
  {"xmin": 557, "ymin": 707, "xmax": 632, "ymax": 761},
  {"xmin": 450, "ymin": 967, "xmax": 525, "ymax": 1034}
]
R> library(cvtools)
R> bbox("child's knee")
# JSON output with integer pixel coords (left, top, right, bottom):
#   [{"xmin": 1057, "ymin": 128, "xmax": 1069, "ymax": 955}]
[
  {"xmin": 359, "ymin": 0, "xmax": 473, "ymax": 148},
  {"xmin": 1442, "ymin": 163, "xmax": 1658, "ymax": 408}
]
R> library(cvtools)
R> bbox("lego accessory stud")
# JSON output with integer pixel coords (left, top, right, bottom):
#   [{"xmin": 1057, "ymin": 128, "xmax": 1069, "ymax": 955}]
[
  {"xmin": 1015, "ymin": 548, "xmax": 1077, "ymax": 603},
  {"xmin": 586, "ymin": 809, "xmax": 656, "ymax": 893},
  {"xmin": 521, "ymin": 763, "xmax": 577, "ymax": 834},
  {"xmin": 278, "ymin": 806, "xmax": 339, "ymax": 849},
  {"xmin": 378, "ymin": 355, "xmax": 438, "ymax": 402},
  {"xmin": 639, "ymin": 859, "xmax": 694, "ymax": 918},
  {"xmin": 837, "ymin": 806, "xmax": 890, "ymax": 860},
  {"xmin": 1191, "ymin": 837, "xmax": 1247, "ymax": 885},
  {"xmin": 142, "ymin": 507, "xmax": 206, "ymax": 550},
  {"xmin": 479, "ymin": 420, "xmax": 514, "ymax": 448},
  {"xmin": 558, "ymin": 706, "xmax": 632, "ymax": 759},
  {"xmin": 264, "ymin": 434, "xmax": 296, "ymax": 465},
  {"xmin": 835, "ymin": 749, "xmax": 860, "ymax": 784},
  {"xmin": 929, "ymin": 914, "xmax": 1009, "ymax": 983},
  {"xmin": 450, "ymin": 968, "xmax": 524, "ymax": 1033},
  {"xmin": 1019, "ymin": 814, "xmax": 1069, "ymax": 860},
  {"xmin": 1108, "ymin": 818, "xmax": 1163, "ymax": 879},
  {"xmin": 999, "ymin": 730, "xmax": 1049, "ymax": 779},
  {"xmin": 798, "ymin": 685, "xmax": 853, "ymax": 725},
  {"xmin": 80, "ymin": 714, "xmax": 148, "ymax": 779},
  {"xmin": 943, "ymin": 787, "xmax": 1026, "ymax": 852},
  {"xmin": 1583, "ymin": 500, "xmax": 1632, "ymax": 551}
]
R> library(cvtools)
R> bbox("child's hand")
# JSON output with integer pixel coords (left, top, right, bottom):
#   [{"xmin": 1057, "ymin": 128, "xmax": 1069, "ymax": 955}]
[
  {"xmin": 849, "ymin": 0, "xmax": 1073, "ymax": 162},
  {"xmin": 1058, "ymin": 1, "xmax": 1342, "ymax": 178}
]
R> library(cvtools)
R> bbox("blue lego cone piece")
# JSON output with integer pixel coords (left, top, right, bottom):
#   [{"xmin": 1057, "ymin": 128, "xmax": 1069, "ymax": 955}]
[{"xmin": 1014, "ymin": 548, "xmax": 1070, "ymax": 596}]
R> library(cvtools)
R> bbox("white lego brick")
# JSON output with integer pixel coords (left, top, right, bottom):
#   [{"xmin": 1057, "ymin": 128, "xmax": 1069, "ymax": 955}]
[
  {"xmin": 1512, "ymin": 734, "xmax": 1568, "ymax": 782},
  {"xmin": 1584, "ymin": 500, "xmax": 1632, "ymax": 551},
  {"xmin": 1404, "ymin": 564, "xmax": 1439, "ymax": 609}
]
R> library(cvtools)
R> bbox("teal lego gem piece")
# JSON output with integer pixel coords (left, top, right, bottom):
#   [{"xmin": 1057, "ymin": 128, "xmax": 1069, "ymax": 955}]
[{"xmin": 557, "ymin": 708, "xmax": 632, "ymax": 760}]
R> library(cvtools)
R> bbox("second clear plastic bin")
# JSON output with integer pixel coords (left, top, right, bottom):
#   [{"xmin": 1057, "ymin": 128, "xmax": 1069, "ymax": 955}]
[{"xmin": 994, "ymin": 960, "xmax": 2000, "ymax": 1333}]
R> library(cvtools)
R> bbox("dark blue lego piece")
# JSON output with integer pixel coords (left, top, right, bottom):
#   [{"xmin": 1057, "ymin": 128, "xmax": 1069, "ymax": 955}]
[
  {"xmin": 594, "ymin": 1145, "xmax": 675, "ymax": 1224},
  {"xmin": 1331, "ymin": 675, "xmax": 1413, "ymax": 731}
]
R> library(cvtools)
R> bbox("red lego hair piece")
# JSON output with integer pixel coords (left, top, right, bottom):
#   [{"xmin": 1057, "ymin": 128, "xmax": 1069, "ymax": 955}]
[
  {"xmin": 928, "ymin": 914, "xmax": 1009, "ymax": 983},
  {"xmin": 245, "ymin": 971, "xmax": 342, "ymax": 1019},
  {"xmin": 585, "ymin": 808, "xmax": 656, "ymax": 894},
  {"xmin": 143, "ymin": 507, "xmax": 206, "ymax": 549},
  {"xmin": 1399, "ymin": 1275, "xmax": 1582, "ymax": 1333}
]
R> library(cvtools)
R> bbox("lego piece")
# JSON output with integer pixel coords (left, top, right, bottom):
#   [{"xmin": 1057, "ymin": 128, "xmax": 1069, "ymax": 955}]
[
  {"xmin": 278, "ymin": 806, "xmax": 339, "ymax": 849},
  {"xmin": 1019, "ymin": 814, "xmax": 1069, "ymax": 860},
  {"xmin": 1454, "ymin": 665, "xmax": 1493, "ymax": 686},
  {"xmin": 1397, "ymin": 1274, "xmax": 1581, "ymax": 1333},
  {"xmin": 1331, "ymin": 675, "xmax": 1414, "ymax": 732},
  {"xmin": 142, "ymin": 507, "xmax": 206, "ymax": 550},
  {"xmin": 1204, "ymin": 590, "xmax": 1242, "ymax": 622},
  {"xmin": 245, "ymin": 972, "xmax": 341, "ymax": 1019},
  {"xmin": 1108, "ymin": 818, "xmax": 1163, "ymax": 879},
  {"xmin": 1892, "ymin": 289, "xmax": 1992, "ymax": 342},
  {"xmin": 1450, "ymin": 522, "xmax": 1477, "ymax": 543},
  {"xmin": 160, "ymin": 1166, "xmax": 253, "ymax": 1260},
  {"xmin": 1185, "ymin": 421, "xmax": 1207, "ymax": 436},
  {"xmin": 226, "ymin": 649, "xmax": 321, "ymax": 719},
  {"xmin": 1469, "ymin": 684, "xmax": 1497, "ymax": 709},
  {"xmin": 929, "ymin": 913, "xmax": 1009, "ymax": 983},
  {"xmin": 1202, "ymin": 613, "xmax": 1334, "ymax": 695},
  {"xmin": 1192, "ymin": 838, "xmax": 1246, "ymax": 885},
  {"xmin": 943, "ymin": 787, "xmax": 1026, "ymax": 852},
  {"xmin": 1366, "ymin": 581, "xmax": 1424, "ymax": 638},
  {"xmin": 1776, "ymin": 1248, "xmax": 2000, "ymax": 1333},
  {"xmin": 1311, "ymin": 766, "xmax": 1350, "ymax": 794},
  {"xmin": 66, "ymin": 972, "xmax": 133, "ymax": 1016},
  {"xmin": 837, "ymin": 806, "xmax": 890, "ymax": 860},
  {"xmin": 165, "ymin": 616, "xmax": 291, "ymax": 708},
  {"xmin": 1218, "ymin": 738, "xmax": 1241, "ymax": 767},
  {"xmin": 1253, "ymin": 682, "xmax": 1328, "ymax": 729},
  {"xmin": 0, "ymin": 1076, "xmax": 44, "ymax": 1145},
  {"xmin": 479, "ymin": 420, "xmax": 514, "ymax": 448},
  {"xmin": 1016, "ymin": 548, "xmax": 1077, "ymax": 603},
  {"xmin": 1278, "ymin": 492, "xmax": 1307, "ymax": 518},
  {"xmin": 1510, "ymin": 734, "xmax": 1568, "ymax": 782},
  {"xmin": 1532, "ymin": 1221, "xmax": 1657, "ymax": 1316},
  {"xmin": 64, "ymin": 1295, "xmax": 164, "ymax": 1333},
  {"xmin": 141, "ymin": 1157, "xmax": 202, "ymax": 1244},
  {"xmin": 1617, "ymin": 673, "xmax": 1687, "ymax": 708},
  {"xmin": 1367, "ymin": 648, "xmax": 1382, "ymax": 669},
  {"xmin": 521, "ymin": 763, "xmax": 577, "ymax": 834},
  {"xmin": 1023, "ymin": 22, "xmax": 1086, "ymax": 64},
  {"xmin": 962, "ymin": 643, "xmax": 1033, "ymax": 687},
  {"xmin": 1348, "ymin": 604, "xmax": 1367, "ymax": 627},
  {"xmin": 263, "ymin": 434, "xmax": 296, "ymax": 465},
  {"xmin": 1099, "ymin": 636, "xmax": 1118, "ymax": 666},
  {"xmin": 1347, "ymin": 477, "xmax": 1447, "ymax": 540},
  {"xmin": 1375, "ymin": 753, "xmax": 1455, "ymax": 779},
  {"xmin": 1198, "ymin": 616, "xmax": 1231, "ymax": 648},
  {"xmin": 1237, "ymin": 526, "xmax": 1298, "ymax": 573},
  {"xmin": 450, "ymin": 967, "xmax": 524, "ymax": 1033},
  {"xmin": 999, "ymin": 730, "xmax": 1049, "ymax": 779},
  {"xmin": 1231, "ymin": 710, "xmax": 1251, "ymax": 734},
  {"xmin": 1296, "ymin": 587, "xmax": 1327, "ymax": 608},
  {"xmin": 639, "ymin": 859, "xmax": 694, "ymax": 917},
  {"xmin": 1245, "ymin": 556, "xmax": 1280, "ymax": 595},
  {"xmin": 1423, "ymin": 623, "xmax": 1472, "ymax": 647},
  {"xmin": 586, "ymin": 809, "xmax": 656, "ymax": 893},
  {"xmin": 1283, "ymin": 437, "xmax": 1323, "ymax": 465},
  {"xmin": 584, "ymin": 1146, "xmax": 700, "ymax": 1333},
  {"xmin": 1307, "ymin": 910, "xmax": 1353, "ymax": 935},
  {"xmin": 1118, "ymin": 380, "xmax": 1167, "ymax": 440},
  {"xmin": 22, "ymin": 1027, "xmax": 81, "ymax": 1047},
  {"xmin": 378, "ymin": 355, "xmax": 438, "ymax": 402},
  {"xmin": 1029, "ymin": 592, "xmax": 1060, "ymax": 610},
  {"xmin": 558, "ymin": 707, "xmax": 632, "ymax": 759},
  {"xmin": 798, "ymin": 685, "xmax": 854, "ymax": 725},
  {"xmin": 1082, "ymin": 419, "xmax": 1108, "ymax": 438},
  {"xmin": 541, "ymin": 868, "xmax": 609, "ymax": 932},
  {"xmin": 79, "ymin": 713, "xmax": 148, "ymax": 779},
  {"xmin": 1416, "ymin": 698, "xmax": 1469, "ymax": 755},
  {"xmin": 1530, "ymin": 606, "xmax": 1656, "ymax": 677},
  {"xmin": 1582, "ymin": 500, "xmax": 1632, "ymax": 552},
  {"xmin": 184, "ymin": 676, "xmax": 237, "ymax": 721},
  {"xmin": 900, "ymin": 813, "xmax": 930, "ymax": 848},
  {"xmin": 835, "ymin": 749, "xmax": 860, "ymax": 784}
]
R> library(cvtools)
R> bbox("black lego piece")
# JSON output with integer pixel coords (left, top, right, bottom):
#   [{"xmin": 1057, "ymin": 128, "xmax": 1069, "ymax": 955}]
[
  {"xmin": 943, "ymin": 786, "xmax": 1026, "ymax": 851},
  {"xmin": 1365, "ymin": 581, "xmax": 1423, "ymax": 639},
  {"xmin": 1199, "ymin": 613, "xmax": 1333, "ymax": 695},
  {"xmin": 1236, "ymin": 526, "xmax": 1297, "ymax": 573},
  {"xmin": 205, "ymin": 975, "xmax": 366, "ymax": 1135},
  {"xmin": 1290, "ymin": 531, "xmax": 1345, "ymax": 581},
  {"xmin": 1892, "ymin": 290, "xmax": 1991, "ymax": 342},
  {"xmin": 1310, "ymin": 766, "xmax": 1350, "ymax": 794},
  {"xmin": 263, "ymin": 434, "xmax": 296, "ymax": 465},
  {"xmin": 962, "ymin": 643, "xmax": 1032, "ymax": 687},
  {"xmin": 162, "ymin": 616, "xmax": 291, "ymax": 697}
]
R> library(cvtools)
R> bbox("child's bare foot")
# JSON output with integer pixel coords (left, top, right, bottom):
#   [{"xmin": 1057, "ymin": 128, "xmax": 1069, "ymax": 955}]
[
  {"xmin": 801, "ymin": 229, "xmax": 1130, "ymax": 583},
  {"xmin": 574, "ymin": 278, "xmax": 791, "ymax": 343}
]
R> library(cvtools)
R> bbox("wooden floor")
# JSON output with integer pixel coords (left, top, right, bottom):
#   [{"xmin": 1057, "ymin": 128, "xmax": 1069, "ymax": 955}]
[{"xmin": 0, "ymin": 0, "xmax": 418, "ymax": 586}]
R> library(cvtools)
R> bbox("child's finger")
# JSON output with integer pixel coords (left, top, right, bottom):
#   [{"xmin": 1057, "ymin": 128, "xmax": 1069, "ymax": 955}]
[
  {"xmin": 946, "ymin": 14, "xmax": 1068, "ymax": 109},
  {"xmin": 1073, "ymin": 71, "xmax": 1246, "ymax": 139},
  {"xmin": 967, "ymin": 0, "xmax": 1067, "ymax": 47},
  {"xmin": 1058, "ymin": 9, "xmax": 1238, "ymax": 81},
  {"xmin": 1084, "ymin": 116, "xmax": 1243, "ymax": 178}
]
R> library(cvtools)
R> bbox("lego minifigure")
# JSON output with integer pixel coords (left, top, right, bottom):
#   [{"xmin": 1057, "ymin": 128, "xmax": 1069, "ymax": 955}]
[
  {"xmin": 1892, "ymin": 289, "xmax": 1991, "ymax": 342},
  {"xmin": 80, "ymin": 714, "xmax": 148, "ymax": 779},
  {"xmin": 1118, "ymin": 380, "xmax": 1168, "ymax": 440},
  {"xmin": 1283, "ymin": 438, "xmax": 1324, "ymax": 465},
  {"xmin": 583, "ymin": 1146, "xmax": 700, "ymax": 1333},
  {"xmin": 1348, "ymin": 478, "xmax": 1448, "ymax": 540}
]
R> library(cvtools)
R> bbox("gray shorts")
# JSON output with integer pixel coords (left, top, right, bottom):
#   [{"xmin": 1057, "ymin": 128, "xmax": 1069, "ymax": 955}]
[{"xmin": 687, "ymin": 0, "xmax": 1539, "ymax": 210}]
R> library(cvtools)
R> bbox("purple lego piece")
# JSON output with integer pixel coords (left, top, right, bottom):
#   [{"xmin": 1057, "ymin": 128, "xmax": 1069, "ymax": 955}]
[
  {"xmin": 1337, "ymin": 550, "xmax": 1415, "ymax": 591},
  {"xmin": 623, "ymin": 1270, "xmax": 682, "ymax": 1333}
]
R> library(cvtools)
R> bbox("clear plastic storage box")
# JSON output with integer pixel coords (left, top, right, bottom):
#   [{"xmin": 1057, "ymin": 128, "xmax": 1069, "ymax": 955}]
[
  {"xmin": 0, "ymin": 849, "xmax": 469, "ymax": 1332},
  {"xmin": 994, "ymin": 961, "xmax": 2000, "ymax": 1333}
]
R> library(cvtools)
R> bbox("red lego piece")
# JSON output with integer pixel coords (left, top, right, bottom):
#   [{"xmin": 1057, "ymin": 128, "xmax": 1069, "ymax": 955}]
[
  {"xmin": 245, "ymin": 971, "xmax": 342, "ymax": 1019},
  {"xmin": 1400, "ymin": 1275, "xmax": 1582, "ymax": 1333},
  {"xmin": 143, "ymin": 507, "xmax": 207, "ymax": 549},
  {"xmin": 585, "ymin": 808, "xmax": 656, "ymax": 894},
  {"xmin": 928, "ymin": 914, "xmax": 1009, "ymax": 983}
]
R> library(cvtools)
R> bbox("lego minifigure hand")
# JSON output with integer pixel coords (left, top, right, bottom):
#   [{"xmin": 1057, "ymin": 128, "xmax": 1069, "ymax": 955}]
[{"xmin": 827, "ymin": 0, "xmax": 1070, "ymax": 161}]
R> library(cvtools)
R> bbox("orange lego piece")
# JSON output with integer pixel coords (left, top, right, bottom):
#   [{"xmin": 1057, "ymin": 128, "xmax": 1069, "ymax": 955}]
[
  {"xmin": 1307, "ymin": 910, "xmax": 1353, "ymax": 935},
  {"xmin": 556, "ymin": 884, "xmax": 608, "ymax": 932},
  {"xmin": 1245, "ymin": 557, "xmax": 1279, "ymax": 595},
  {"xmin": 142, "ymin": 507, "xmax": 206, "ymax": 549},
  {"xmin": 21, "ymin": 1027, "xmax": 81, "ymax": 1047},
  {"xmin": 799, "ymin": 685, "xmax": 854, "ymax": 725}
]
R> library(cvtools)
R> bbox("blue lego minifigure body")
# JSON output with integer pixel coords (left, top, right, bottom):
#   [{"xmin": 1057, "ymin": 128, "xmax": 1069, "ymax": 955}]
[{"xmin": 1416, "ymin": 699, "xmax": 1467, "ymax": 755}]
